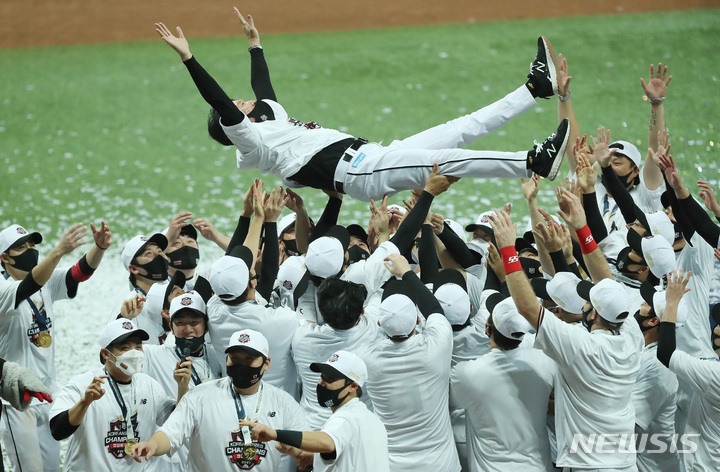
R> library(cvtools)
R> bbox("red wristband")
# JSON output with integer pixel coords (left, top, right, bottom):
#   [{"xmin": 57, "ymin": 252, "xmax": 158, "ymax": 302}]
[
  {"xmin": 499, "ymin": 246, "xmax": 523, "ymax": 274},
  {"xmin": 576, "ymin": 225, "xmax": 598, "ymax": 254},
  {"xmin": 71, "ymin": 261, "xmax": 92, "ymax": 282}
]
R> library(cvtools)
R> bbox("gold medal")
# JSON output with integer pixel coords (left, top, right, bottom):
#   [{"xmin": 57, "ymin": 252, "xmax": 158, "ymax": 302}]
[
  {"xmin": 37, "ymin": 332, "xmax": 52, "ymax": 348},
  {"xmin": 241, "ymin": 444, "xmax": 257, "ymax": 460},
  {"xmin": 124, "ymin": 439, "xmax": 138, "ymax": 456}
]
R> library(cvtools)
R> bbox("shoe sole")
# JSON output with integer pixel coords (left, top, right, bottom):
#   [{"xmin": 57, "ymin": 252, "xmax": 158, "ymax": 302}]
[
  {"xmin": 546, "ymin": 121, "xmax": 570, "ymax": 181},
  {"xmin": 541, "ymin": 36, "xmax": 559, "ymax": 96}
]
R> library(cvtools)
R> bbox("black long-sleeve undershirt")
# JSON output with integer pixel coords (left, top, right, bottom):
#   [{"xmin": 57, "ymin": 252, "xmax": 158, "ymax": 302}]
[
  {"xmin": 50, "ymin": 410, "xmax": 78, "ymax": 441},
  {"xmin": 227, "ymin": 216, "xmax": 251, "ymax": 255},
  {"xmin": 401, "ymin": 270, "xmax": 443, "ymax": 319},
  {"xmin": 13, "ymin": 272, "xmax": 43, "ymax": 309},
  {"xmin": 437, "ymin": 223, "xmax": 483, "ymax": 268},
  {"xmin": 676, "ymin": 194, "xmax": 720, "ymax": 248},
  {"xmin": 390, "ymin": 191, "xmax": 434, "ymax": 256},
  {"xmin": 582, "ymin": 191, "xmax": 608, "ymax": 243},
  {"xmin": 257, "ymin": 222, "xmax": 279, "ymax": 301},
  {"xmin": 664, "ymin": 177, "xmax": 695, "ymax": 243},
  {"xmin": 183, "ymin": 57, "xmax": 245, "ymax": 127},
  {"xmin": 657, "ymin": 321, "xmax": 676, "ymax": 368},
  {"xmin": 418, "ymin": 225, "xmax": 439, "ymax": 284},
  {"xmin": 310, "ymin": 197, "xmax": 343, "ymax": 242},
  {"xmin": 249, "ymin": 48, "xmax": 277, "ymax": 102},
  {"xmin": 600, "ymin": 165, "xmax": 637, "ymax": 225}
]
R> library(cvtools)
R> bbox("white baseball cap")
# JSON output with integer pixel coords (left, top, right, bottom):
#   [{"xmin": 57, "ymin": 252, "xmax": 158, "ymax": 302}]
[
  {"xmin": 491, "ymin": 298, "xmax": 534, "ymax": 340},
  {"xmin": 432, "ymin": 269, "xmax": 471, "ymax": 326},
  {"xmin": 644, "ymin": 211, "xmax": 675, "ymax": 245},
  {"xmin": 224, "ymin": 328, "xmax": 270, "ymax": 358},
  {"xmin": 0, "ymin": 224, "xmax": 42, "ymax": 255},
  {"xmin": 587, "ymin": 278, "xmax": 631, "ymax": 323},
  {"xmin": 209, "ymin": 246, "xmax": 253, "ymax": 301},
  {"xmin": 640, "ymin": 236, "xmax": 675, "ymax": 279},
  {"xmin": 146, "ymin": 281, "xmax": 171, "ymax": 326},
  {"xmin": 169, "ymin": 290, "xmax": 206, "ymax": 319},
  {"xmin": 277, "ymin": 214, "xmax": 297, "ymax": 235},
  {"xmin": 305, "ymin": 230, "xmax": 346, "ymax": 278},
  {"xmin": 609, "ymin": 140, "xmax": 642, "ymax": 167},
  {"xmin": 387, "ymin": 204, "xmax": 407, "ymax": 215},
  {"xmin": 547, "ymin": 272, "xmax": 586, "ymax": 315},
  {"xmin": 277, "ymin": 255, "xmax": 309, "ymax": 297},
  {"xmin": 465, "ymin": 210, "xmax": 496, "ymax": 235},
  {"xmin": 379, "ymin": 294, "xmax": 418, "ymax": 338},
  {"xmin": 653, "ymin": 291, "xmax": 689, "ymax": 327},
  {"xmin": 121, "ymin": 233, "xmax": 168, "ymax": 271},
  {"xmin": 99, "ymin": 318, "xmax": 149, "ymax": 349},
  {"xmin": 311, "ymin": 350, "xmax": 368, "ymax": 387}
]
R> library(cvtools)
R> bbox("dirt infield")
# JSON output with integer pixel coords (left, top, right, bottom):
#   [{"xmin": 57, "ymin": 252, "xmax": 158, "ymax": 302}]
[{"xmin": 1, "ymin": 0, "xmax": 718, "ymax": 49}]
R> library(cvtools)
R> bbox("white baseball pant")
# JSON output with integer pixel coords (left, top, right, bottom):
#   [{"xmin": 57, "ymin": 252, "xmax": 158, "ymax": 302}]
[
  {"xmin": 338, "ymin": 85, "xmax": 537, "ymax": 201},
  {"xmin": 2, "ymin": 403, "xmax": 59, "ymax": 472}
]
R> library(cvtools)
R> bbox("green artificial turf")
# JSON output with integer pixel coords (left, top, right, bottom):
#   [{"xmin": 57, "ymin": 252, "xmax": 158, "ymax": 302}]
[{"xmin": 1, "ymin": 9, "xmax": 719, "ymax": 241}]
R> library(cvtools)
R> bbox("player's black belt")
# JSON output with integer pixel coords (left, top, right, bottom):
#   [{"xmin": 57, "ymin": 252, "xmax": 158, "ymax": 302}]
[{"xmin": 333, "ymin": 137, "xmax": 369, "ymax": 194}]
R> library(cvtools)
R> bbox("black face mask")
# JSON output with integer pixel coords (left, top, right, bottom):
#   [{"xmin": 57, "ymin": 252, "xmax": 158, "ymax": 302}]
[
  {"xmin": 283, "ymin": 239, "xmax": 299, "ymax": 257},
  {"xmin": 316, "ymin": 379, "xmax": 351, "ymax": 409},
  {"xmin": 9, "ymin": 248, "xmax": 39, "ymax": 272},
  {"xmin": 520, "ymin": 257, "xmax": 542, "ymax": 279},
  {"xmin": 601, "ymin": 170, "xmax": 634, "ymax": 190},
  {"xmin": 167, "ymin": 246, "xmax": 199, "ymax": 270},
  {"xmin": 582, "ymin": 306, "xmax": 595, "ymax": 332},
  {"xmin": 633, "ymin": 309, "xmax": 657, "ymax": 332},
  {"xmin": 227, "ymin": 362, "xmax": 265, "ymax": 390},
  {"xmin": 136, "ymin": 255, "xmax": 169, "ymax": 281},
  {"xmin": 614, "ymin": 247, "xmax": 643, "ymax": 277},
  {"xmin": 347, "ymin": 245, "xmax": 370, "ymax": 264},
  {"xmin": 175, "ymin": 336, "xmax": 205, "ymax": 357}
]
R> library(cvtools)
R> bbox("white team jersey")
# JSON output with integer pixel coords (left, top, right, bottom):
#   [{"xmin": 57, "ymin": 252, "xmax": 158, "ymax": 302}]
[
  {"xmin": 314, "ymin": 398, "xmax": 389, "ymax": 472},
  {"xmin": 450, "ymin": 346, "xmax": 557, "ymax": 472},
  {"xmin": 466, "ymin": 272, "xmax": 486, "ymax": 319},
  {"xmin": 668, "ymin": 350, "xmax": 720, "ymax": 471},
  {"xmin": 158, "ymin": 379, "xmax": 308, "ymax": 472},
  {"xmin": 340, "ymin": 241, "xmax": 400, "ymax": 316},
  {"xmin": 593, "ymin": 173, "xmax": 665, "ymax": 260},
  {"xmin": 49, "ymin": 370, "xmax": 175, "ymax": 472},
  {"xmin": 111, "ymin": 288, "xmax": 167, "ymax": 346},
  {"xmin": 207, "ymin": 297, "xmax": 301, "ymax": 397},
  {"xmin": 0, "ymin": 268, "xmax": 69, "ymax": 393},
  {"xmin": 675, "ymin": 232, "xmax": 716, "ymax": 359},
  {"xmin": 451, "ymin": 324, "xmax": 490, "ymax": 366},
  {"xmin": 221, "ymin": 101, "xmax": 353, "ymax": 185},
  {"xmin": 143, "ymin": 343, "xmax": 218, "ymax": 397},
  {"xmin": 291, "ymin": 315, "xmax": 382, "ymax": 430},
  {"xmin": 534, "ymin": 307, "xmax": 644, "ymax": 469},
  {"xmin": 359, "ymin": 314, "xmax": 459, "ymax": 472},
  {"xmin": 631, "ymin": 343, "xmax": 681, "ymax": 472}
]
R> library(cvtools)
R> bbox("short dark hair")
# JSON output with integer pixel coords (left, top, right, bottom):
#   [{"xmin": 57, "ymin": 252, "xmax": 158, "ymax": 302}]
[
  {"xmin": 317, "ymin": 277, "xmax": 367, "ymax": 330},
  {"xmin": 486, "ymin": 314, "xmax": 522, "ymax": 350},
  {"xmin": 221, "ymin": 287, "xmax": 250, "ymax": 307},
  {"xmin": 207, "ymin": 108, "xmax": 233, "ymax": 146}
]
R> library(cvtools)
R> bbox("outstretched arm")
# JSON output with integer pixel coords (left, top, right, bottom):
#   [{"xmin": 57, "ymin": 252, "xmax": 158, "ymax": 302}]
[
  {"xmin": 155, "ymin": 22, "xmax": 245, "ymax": 127},
  {"xmin": 641, "ymin": 63, "xmax": 672, "ymax": 191},
  {"xmin": 557, "ymin": 53, "xmax": 581, "ymax": 174},
  {"xmin": 234, "ymin": 9, "xmax": 277, "ymax": 102}
]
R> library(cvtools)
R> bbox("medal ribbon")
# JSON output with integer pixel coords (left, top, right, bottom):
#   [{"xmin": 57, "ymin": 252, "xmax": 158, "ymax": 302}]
[
  {"xmin": 174, "ymin": 346, "xmax": 203, "ymax": 386},
  {"xmin": 105, "ymin": 370, "xmax": 138, "ymax": 443},
  {"xmin": 229, "ymin": 379, "xmax": 264, "ymax": 446},
  {"xmin": 3, "ymin": 272, "xmax": 50, "ymax": 336}
]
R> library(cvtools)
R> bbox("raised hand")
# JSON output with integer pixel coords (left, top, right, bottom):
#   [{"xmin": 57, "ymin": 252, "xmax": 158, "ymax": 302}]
[
  {"xmin": 488, "ymin": 210, "xmax": 516, "ymax": 250},
  {"xmin": 91, "ymin": 221, "xmax": 112, "ymax": 250},
  {"xmin": 430, "ymin": 212, "xmax": 445, "ymax": 235},
  {"xmin": 55, "ymin": 223, "xmax": 88, "ymax": 256},
  {"xmin": 641, "ymin": 63, "xmax": 672, "ymax": 101},
  {"xmin": 82, "ymin": 375, "xmax": 107, "ymax": 407},
  {"xmin": 284, "ymin": 188, "xmax": 305, "ymax": 213},
  {"xmin": 174, "ymin": 358, "xmax": 193, "ymax": 394},
  {"xmin": 121, "ymin": 294, "xmax": 146, "ymax": 320},
  {"xmin": 556, "ymin": 183, "xmax": 586, "ymax": 230},
  {"xmin": 166, "ymin": 211, "xmax": 193, "ymax": 245},
  {"xmin": 383, "ymin": 253, "xmax": 412, "ymax": 278},
  {"xmin": 576, "ymin": 151, "xmax": 598, "ymax": 194},
  {"xmin": 193, "ymin": 218, "xmax": 220, "ymax": 242},
  {"xmin": 155, "ymin": 23, "xmax": 192, "ymax": 61},
  {"xmin": 263, "ymin": 188, "xmax": 289, "ymax": 222},
  {"xmin": 592, "ymin": 127, "xmax": 613, "ymax": 168},
  {"xmin": 533, "ymin": 209, "xmax": 564, "ymax": 253},
  {"xmin": 698, "ymin": 179, "xmax": 720, "ymax": 218},
  {"xmin": 233, "ymin": 8, "xmax": 260, "ymax": 46},
  {"xmin": 657, "ymin": 153, "xmax": 684, "ymax": 192},
  {"xmin": 521, "ymin": 174, "xmax": 540, "ymax": 202},
  {"xmin": 557, "ymin": 53, "xmax": 571, "ymax": 97},
  {"xmin": 665, "ymin": 268, "xmax": 691, "ymax": 307},
  {"xmin": 424, "ymin": 163, "xmax": 460, "ymax": 196}
]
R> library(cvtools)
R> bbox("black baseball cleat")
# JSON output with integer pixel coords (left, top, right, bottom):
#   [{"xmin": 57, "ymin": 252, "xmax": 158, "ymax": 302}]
[
  {"xmin": 526, "ymin": 36, "xmax": 559, "ymax": 99},
  {"xmin": 528, "ymin": 118, "xmax": 569, "ymax": 181}
]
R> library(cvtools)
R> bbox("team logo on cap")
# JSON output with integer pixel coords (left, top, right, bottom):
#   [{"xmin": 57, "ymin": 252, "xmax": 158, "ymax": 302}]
[
  {"xmin": 282, "ymin": 280, "xmax": 293, "ymax": 290},
  {"xmin": 122, "ymin": 321, "xmax": 133, "ymax": 331},
  {"xmin": 16, "ymin": 227, "xmax": 27, "ymax": 235},
  {"xmin": 181, "ymin": 297, "xmax": 192, "ymax": 306},
  {"xmin": 480, "ymin": 215, "xmax": 490, "ymax": 223},
  {"xmin": 140, "ymin": 236, "xmax": 148, "ymax": 242},
  {"xmin": 328, "ymin": 353, "xmax": 339, "ymax": 363},
  {"xmin": 237, "ymin": 333, "xmax": 250, "ymax": 344}
]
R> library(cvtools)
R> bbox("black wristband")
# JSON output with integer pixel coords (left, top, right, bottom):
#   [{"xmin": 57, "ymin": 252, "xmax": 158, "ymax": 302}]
[
  {"xmin": 275, "ymin": 429, "xmax": 303, "ymax": 449},
  {"xmin": 95, "ymin": 243, "xmax": 109, "ymax": 251}
]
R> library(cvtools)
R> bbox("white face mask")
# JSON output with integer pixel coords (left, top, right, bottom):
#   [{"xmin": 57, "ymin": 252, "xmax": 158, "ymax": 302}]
[{"xmin": 109, "ymin": 349, "xmax": 144, "ymax": 376}]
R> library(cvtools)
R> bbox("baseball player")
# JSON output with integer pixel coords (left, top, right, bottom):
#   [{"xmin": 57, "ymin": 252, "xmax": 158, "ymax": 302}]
[
  {"xmin": 240, "ymin": 350, "xmax": 389, "ymax": 472},
  {"xmin": 359, "ymin": 254, "xmax": 460, "ymax": 471},
  {"xmin": 450, "ymin": 297, "xmax": 556, "ymax": 472},
  {"xmin": 0, "ymin": 221, "xmax": 110, "ymax": 472},
  {"xmin": 491, "ymin": 209, "xmax": 644, "ymax": 471},
  {"xmin": 132, "ymin": 329, "xmax": 309, "ymax": 472},
  {"xmin": 155, "ymin": 14, "xmax": 570, "ymax": 202},
  {"xmin": 49, "ymin": 318, "xmax": 179, "ymax": 471},
  {"xmin": 656, "ymin": 269, "xmax": 720, "ymax": 472}
]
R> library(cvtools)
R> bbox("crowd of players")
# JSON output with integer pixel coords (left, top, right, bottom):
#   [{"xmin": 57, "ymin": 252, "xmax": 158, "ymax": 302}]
[{"xmin": 1, "ymin": 9, "xmax": 719, "ymax": 472}]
